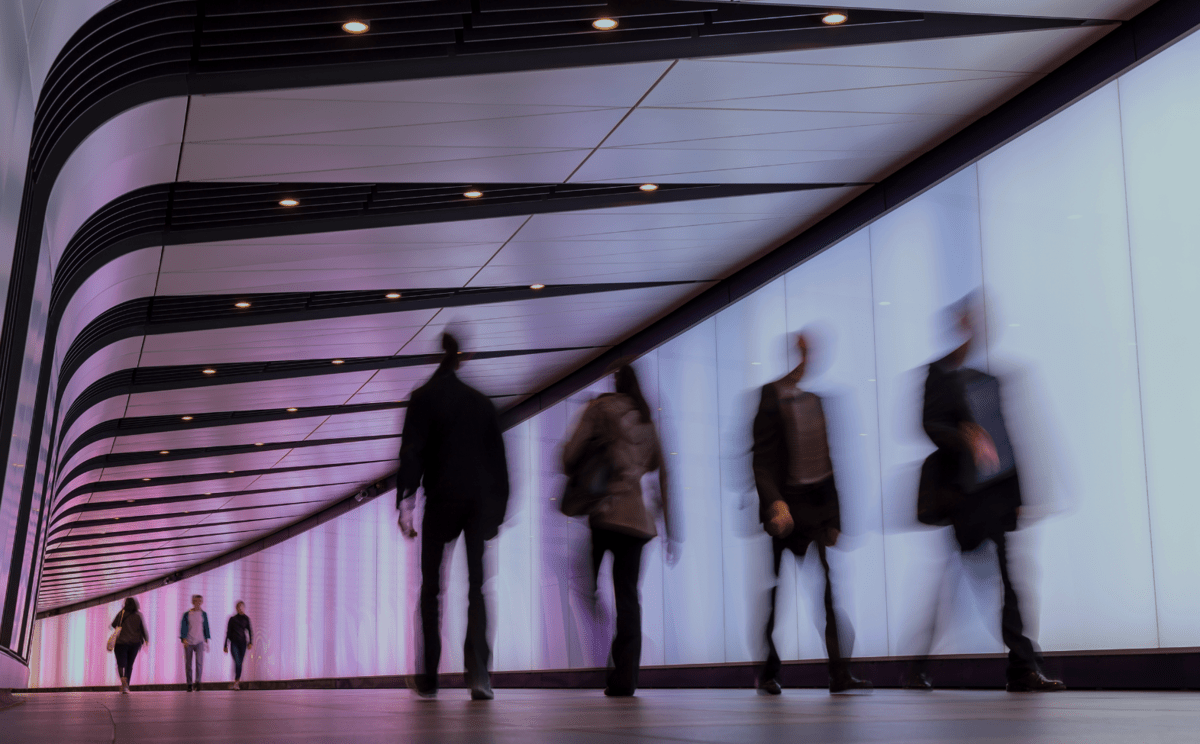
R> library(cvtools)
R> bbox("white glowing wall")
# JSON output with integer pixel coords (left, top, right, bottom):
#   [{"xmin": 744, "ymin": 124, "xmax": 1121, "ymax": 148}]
[{"xmin": 27, "ymin": 30, "xmax": 1200, "ymax": 687}]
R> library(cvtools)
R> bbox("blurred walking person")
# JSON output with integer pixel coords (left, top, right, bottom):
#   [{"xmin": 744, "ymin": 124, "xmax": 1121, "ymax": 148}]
[
  {"xmin": 752, "ymin": 331, "xmax": 870, "ymax": 695},
  {"xmin": 905, "ymin": 295, "xmax": 1064, "ymax": 692},
  {"xmin": 179, "ymin": 594, "xmax": 210, "ymax": 691},
  {"xmin": 398, "ymin": 332, "xmax": 510, "ymax": 701},
  {"xmin": 224, "ymin": 601, "xmax": 253, "ymax": 690},
  {"xmin": 110, "ymin": 597, "xmax": 148, "ymax": 694},
  {"xmin": 562, "ymin": 363, "xmax": 676, "ymax": 697}
]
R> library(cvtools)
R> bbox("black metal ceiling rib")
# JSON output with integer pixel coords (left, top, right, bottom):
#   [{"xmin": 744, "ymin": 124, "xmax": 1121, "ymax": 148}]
[{"xmin": 58, "ymin": 344, "xmax": 595, "ymax": 451}]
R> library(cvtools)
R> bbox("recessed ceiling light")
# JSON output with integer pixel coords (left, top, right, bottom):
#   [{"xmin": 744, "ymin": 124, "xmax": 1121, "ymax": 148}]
[
  {"xmin": 10, "ymin": 463, "xmax": 22, "ymax": 468},
  {"xmin": 234, "ymin": 301, "xmax": 251, "ymax": 309},
  {"xmin": 592, "ymin": 17, "xmax": 618, "ymax": 30},
  {"xmin": 142, "ymin": 477, "xmax": 151, "ymax": 482},
  {"xmin": 205, "ymin": 492, "xmax": 212, "ymax": 496},
  {"xmin": 639, "ymin": 183, "xmax": 659, "ymax": 192},
  {"xmin": 530, "ymin": 284, "xmax": 546, "ymax": 290},
  {"xmin": 287, "ymin": 407, "xmax": 299, "ymax": 412},
  {"xmin": 331, "ymin": 359, "xmax": 345, "ymax": 365},
  {"xmin": 342, "ymin": 20, "xmax": 369, "ymax": 34},
  {"xmin": 227, "ymin": 470, "xmax": 235, "ymax": 474},
  {"xmin": 463, "ymin": 190, "xmax": 483, "ymax": 199},
  {"xmin": 822, "ymin": 11, "xmax": 848, "ymax": 25},
  {"xmin": 385, "ymin": 292, "xmax": 402, "ymax": 299},
  {"xmin": 254, "ymin": 442, "xmax": 264, "ymax": 446},
  {"xmin": 127, "ymin": 499, "xmax": 135, "ymax": 503},
  {"xmin": 202, "ymin": 368, "xmax": 217, "ymax": 375},
  {"xmin": 159, "ymin": 450, "xmax": 170, "ymax": 455},
  {"xmin": 181, "ymin": 415, "xmax": 193, "ymax": 421},
  {"xmin": 279, "ymin": 198, "xmax": 299, "ymax": 207}
]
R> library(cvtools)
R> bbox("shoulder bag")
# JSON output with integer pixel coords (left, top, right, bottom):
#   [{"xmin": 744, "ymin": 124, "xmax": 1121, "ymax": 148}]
[{"xmin": 106, "ymin": 610, "xmax": 124, "ymax": 652}]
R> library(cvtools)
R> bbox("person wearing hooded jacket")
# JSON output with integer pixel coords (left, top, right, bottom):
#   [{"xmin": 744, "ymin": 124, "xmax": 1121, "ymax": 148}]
[
  {"xmin": 397, "ymin": 332, "xmax": 510, "ymax": 701},
  {"xmin": 562, "ymin": 363, "xmax": 677, "ymax": 697}
]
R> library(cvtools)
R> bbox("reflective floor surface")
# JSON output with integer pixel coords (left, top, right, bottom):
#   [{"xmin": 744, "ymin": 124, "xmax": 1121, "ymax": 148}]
[{"xmin": 3, "ymin": 688, "xmax": 1197, "ymax": 743}]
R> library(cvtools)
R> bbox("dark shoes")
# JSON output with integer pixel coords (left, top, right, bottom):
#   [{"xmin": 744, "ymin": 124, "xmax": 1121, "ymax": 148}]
[
  {"xmin": 604, "ymin": 687, "xmax": 635, "ymax": 697},
  {"xmin": 1006, "ymin": 670, "xmax": 1066, "ymax": 693},
  {"xmin": 901, "ymin": 671, "xmax": 934, "ymax": 690},
  {"xmin": 829, "ymin": 674, "xmax": 873, "ymax": 694},
  {"xmin": 755, "ymin": 678, "xmax": 782, "ymax": 696},
  {"xmin": 470, "ymin": 683, "xmax": 494, "ymax": 701},
  {"xmin": 185, "ymin": 684, "xmax": 192, "ymax": 692}
]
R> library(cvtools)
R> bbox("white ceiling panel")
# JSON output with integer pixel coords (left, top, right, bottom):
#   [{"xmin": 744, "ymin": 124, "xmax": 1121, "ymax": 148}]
[
  {"xmin": 271, "ymin": 438, "xmax": 400, "ymax": 470},
  {"xmin": 206, "ymin": 62, "xmax": 673, "ymax": 107},
  {"xmin": 713, "ymin": 25, "xmax": 1112, "ymax": 72},
  {"xmin": 56, "ymin": 247, "xmax": 162, "ymax": 351},
  {"xmin": 574, "ymin": 149, "xmax": 898, "ymax": 184},
  {"xmin": 136, "ymin": 310, "xmax": 439, "ymax": 366},
  {"xmin": 106, "ymin": 418, "xmax": 324, "ymax": 454},
  {"xmin": 57, "ymin": 394, "xmax": 130, "ymax": 469},
  {"xmin": 60, "ymin": 475, "xmax": 263, "ymax": 511},
  {"xmin": 306, "ymin": 410, "xmax": 406, "ymax": 440},
  {"xmin": 402, "ymin": 283, "xmax": 709, "ymax": 354},
  {"xmin": 58, "ymin": 335, "xmax": 143, "ymax": 416},
  {"xmin": 742, "ymin": 0, "xmax": 1155, "ymax": 20},
  {"xmin": 123, "ymin": 373, "xmax": 376, "ymax": 419},
  {"xmin": 96, "ymin": 449, "xmax": 294, "ymax": 482},
  {"xmin": 246, "ymin": 461, "xmax": 394, "ymax": 493}
]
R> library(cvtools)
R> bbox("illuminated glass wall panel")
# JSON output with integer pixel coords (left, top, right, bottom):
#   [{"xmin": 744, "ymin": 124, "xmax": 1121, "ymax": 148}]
[{"xmin": 28, "ymin": 30, "xmax": 1200, "ymax": 687}]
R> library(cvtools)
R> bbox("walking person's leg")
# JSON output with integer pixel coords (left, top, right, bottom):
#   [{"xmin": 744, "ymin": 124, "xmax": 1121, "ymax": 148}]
[
  {"xmin": 184, "ymin": 643, "xmax": 195, "ymax": 689},
  {"xmin": 230, "ymin": 642, "xmax": 245, "ymax": 688},
  {"xmin": 416, "ymin": 530, "xmax": 446, "ymax": 695},
  {"xmin": 463, "ymin": 527, "xmax": 492, "ymax": 698},
  {"xmin": 194, "ymin": 643, "xmax": 204, "ymax": 688},
  {"xmin": 605, "ymin": 530, "xmax": 648, "ymax": 696},
  {"xmin": 757, "ymin": 539, "xmax": 786, "ymax": 692},
  {"xmin": 992, "ymin": 532, "xmax": 1063, "ymax": 692},
  {"xmin": 114, "ymin": 644, "xmax": 129, "ymax": 692}
]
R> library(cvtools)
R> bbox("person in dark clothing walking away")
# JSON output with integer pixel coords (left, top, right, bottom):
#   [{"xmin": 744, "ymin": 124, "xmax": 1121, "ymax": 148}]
[
  {"xmin": 752, "ymin": 331, "xmax": 871, "ymax": 696},
  {"xmin": 111, "ymin": 597, "xmax": 148, "ymax": 694},
  {"xmin": 904, "ymin": 296, "xmax": 1064, "ymax": 693},
  {"xmin": 224, "ymin": 601, "xmax": 253, "ymax": 690},
  {"xmin": 179, "ymin": 594, "xmax": 210, "ymax": 691},
  {"xmin": 562, "ymin": 363, "xmax": 677, "ymax": 697},
  {"xmin": 398, "ymin": 332, "xmax": 510, "ymax": 701}
]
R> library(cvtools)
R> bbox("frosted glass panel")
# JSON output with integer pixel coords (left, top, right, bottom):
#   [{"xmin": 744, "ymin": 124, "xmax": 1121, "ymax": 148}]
[
  {"xmin": 978, "ymin": 81, "xmax": 1156, "ymax": 651},
  {"xmin": 1118, "ymin": 31, "xmax": 1200, "ymax": 648}
]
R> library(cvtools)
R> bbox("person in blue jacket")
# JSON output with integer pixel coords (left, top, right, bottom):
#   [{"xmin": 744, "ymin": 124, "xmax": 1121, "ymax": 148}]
[{"xmin": 179, "ymin": 594, "xmax": 211, "ymax": 691}]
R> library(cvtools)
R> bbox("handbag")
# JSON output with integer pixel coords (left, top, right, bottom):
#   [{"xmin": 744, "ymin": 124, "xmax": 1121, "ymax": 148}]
[
  {"xmin": 106, "ymin": 610, "xmax": 124, "ymax": 652},
  {"xmin": 560, "ymin": 435, "xmax": 612, "ymax": 517}
]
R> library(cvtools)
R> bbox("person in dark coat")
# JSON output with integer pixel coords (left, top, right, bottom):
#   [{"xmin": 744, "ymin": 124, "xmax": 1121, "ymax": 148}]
[
  {"xmin": 905, "ymin": 297, "xmax": 1064, "ymax": 693},
  {"xmin": 111, "ymin": 596, "xmax": 148, "ymax": 694},
  {"xmin": 398, "ymin": 332, "xmax": 510, "ymax": 701},
  {"xmin": 752, "ymin": 331, "xmax": 870, "ymax": 695},
  {"xmin": 223, "ymin": 601, "xmax": 253, "ymax": 690}
]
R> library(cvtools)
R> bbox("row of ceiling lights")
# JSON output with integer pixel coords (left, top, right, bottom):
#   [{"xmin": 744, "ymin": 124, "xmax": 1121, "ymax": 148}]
[
  {"xmin": 276, "ymin": 182, "xmax": 659, "ymax": 209},
  {"xmin": 338, "ymin": 12, "xmax": 849, "ymax": 35}
]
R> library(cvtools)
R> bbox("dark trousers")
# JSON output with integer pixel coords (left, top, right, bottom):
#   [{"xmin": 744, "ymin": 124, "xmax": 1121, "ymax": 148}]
[
  {"xmin": 912, "ymin": 530, "xmax": 1042, "ymax": 679},
  {"xmin": 114, "ymin": 643, "xmax": 140, "ymax": 680},
  {"xmin": 416, "ymin": 519, "xmax": 490, "ymax": 692},
  {"xmin": 761, "ymin": 540, "xmax": 852, "ymax": 682},
  {"xmin": 230, "ymin": 641, "xmax": 247, "ymax": 680},
  {"xmin": 591, "ymin": 527, "xmax": 650, "ymax": 694}
]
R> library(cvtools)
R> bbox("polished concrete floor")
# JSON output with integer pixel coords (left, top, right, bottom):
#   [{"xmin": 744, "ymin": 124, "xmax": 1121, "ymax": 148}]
[{"xmin": 3, "ymin": 688, "xmax": 1197, "ymax": 743}]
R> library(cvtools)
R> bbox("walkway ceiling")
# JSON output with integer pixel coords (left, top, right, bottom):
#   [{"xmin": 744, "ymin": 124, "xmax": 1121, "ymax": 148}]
[{"xmin": 17, "ymin": 0, "xmax": 1157, "ymax": 611}]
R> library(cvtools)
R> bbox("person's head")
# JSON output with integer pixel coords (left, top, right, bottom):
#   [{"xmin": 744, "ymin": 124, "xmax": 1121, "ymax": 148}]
[
  {"xmin": 944, "ymin": 290, "xmax": 982, "ymax": 363},
  {"xmin": 236, "ymin": 601, "xmax": 245, "ymax": 615},
  {"xmin": 438, "ymin": 332, "xmax": 461, "ymax": 372},
  {"xmin": 191, "ymin": 594, "xmax": 203, "ymax": 610},
  {"xmin": 613, "ymin": 362, "xmax": 651, "ymax": 424},
  {"xmin": 123, "ymin": 597, "xmax": 139, "ymax": 614}
]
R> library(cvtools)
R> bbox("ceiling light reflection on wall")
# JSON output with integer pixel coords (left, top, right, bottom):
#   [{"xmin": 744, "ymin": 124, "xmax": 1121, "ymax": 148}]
[
  {"xmin": 592, "ymin": 18, "xmax": 618, "ymax": 30},
  {"xmin": 342, "ymin": 20, "xmax": 369, "ymax": 34},
  {"xmin": 463, "ymin": 190, "xmax": 483, "ymax": 199},
  {"xmin": 822, "ymin": 11, "xmax": 848, "ymax": 25},
  {"xmin": 639, "ymin": 183, "xmax": 659, "ymax": 192},
  {"xmin": 278, "ymin": 198, "xmax": 299, "ymax": 207}
]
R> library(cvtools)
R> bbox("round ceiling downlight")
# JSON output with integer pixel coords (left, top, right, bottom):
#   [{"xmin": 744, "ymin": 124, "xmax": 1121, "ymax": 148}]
[
  {"xmin": 822, "ymin": 12, "xmax": 848, "ymax": 25},
  {"xmin": 592, "ymin": 18, "xmax": 618, "ymax": 30},
  {"xmin": 385, "ymin": 292, "xmax": 402, "ymax": 299},
  {"xmin": 287, "ymin": 407, "xmax": 299, "ymax": 412},
  {"xmin": 234, "ymin": 301, "xmax": 251, "ymax": 308},
  {"xmin": 639, "ymin": 183, "xmax": 659, "ymax": 192},
  {"xmin": 202, "ymin": 368, "xmax": 217, "ymax": 375},
  {"xmin": 530, "ymin": 283, "xmax": 546, "ymax": 290},
  {"xmin": 279, "ymin": 198, "xmax": 299, "ymax": 207},
  {"xmin": 342, "ymin": 20, "xmax": 369, "ymax": 34},
  {"xmin": 463, "ymin": 190, "xmax": 483, "ymax": 199}
]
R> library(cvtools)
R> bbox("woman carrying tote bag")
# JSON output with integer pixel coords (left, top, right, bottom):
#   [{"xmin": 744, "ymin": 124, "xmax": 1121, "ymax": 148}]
[{"xmin": 110, "ymin": 597, "xmax": 149, "ymax": 694}]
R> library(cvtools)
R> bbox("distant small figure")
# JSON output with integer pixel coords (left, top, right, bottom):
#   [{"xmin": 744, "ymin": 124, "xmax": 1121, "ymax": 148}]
[
  {"xmin": 752, "ymin": 331, "xmax": 871, "ymax": 696},
  {"xmin": 905, "ymin": 295, "xmax": 1064, "ymax": 693},
  {"xmin": 110, "ymin": 597, "xmax": 148, "ymax": 694},
  {"xmin": 179, "ymin": 594, "xmax": 210, "ymax": 691},
  {"xmin": 224, "ymin": 601, "xmax": 253, "ymax": 690},
  {"xmin": 398, "ymin": 332, "xmax": 510, "ymax": 701},
  {"xmin": 562, "ymin": 363, "xmax": 676, "ymax": 698}
]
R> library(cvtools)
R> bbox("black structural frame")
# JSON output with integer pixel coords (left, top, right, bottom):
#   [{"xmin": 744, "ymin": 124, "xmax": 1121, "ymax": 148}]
[{"xmin": 0, "ymin": 0, "xmax": 1104, "ymax": 648}]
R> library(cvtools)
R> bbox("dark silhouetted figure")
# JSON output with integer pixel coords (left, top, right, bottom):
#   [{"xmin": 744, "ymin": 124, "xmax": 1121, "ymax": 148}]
[
  {"xmin": 111, "ymin": 596, "xmax": 148, "ymax": 694},
  {"xmin": 563, "ymin": 363, "xmax": 676, "ymax": 697},
  {"xmin": 906, "ymin": 297, "xmax": 1064, "ymax": 693},
  {"xmin": 398, "ymin": 332, "xmax": 509, "ymax": 701},
  {"xmin": 224, "ymin": 601, "xmax": 253, "ymax": 690},
  {"xmin": 752, "ymin": 331, "xmax": 870, "ymax": 695}
]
